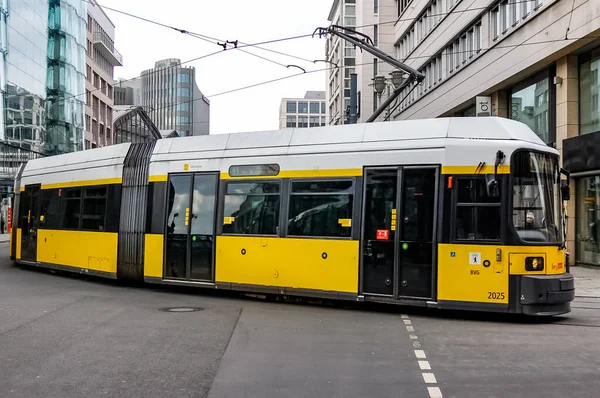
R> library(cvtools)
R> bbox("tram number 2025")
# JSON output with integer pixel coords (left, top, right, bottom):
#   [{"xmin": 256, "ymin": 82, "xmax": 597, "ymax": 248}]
[{"xmin": 488, "ymin": 292, "xmax": 505, "ymax": 300}]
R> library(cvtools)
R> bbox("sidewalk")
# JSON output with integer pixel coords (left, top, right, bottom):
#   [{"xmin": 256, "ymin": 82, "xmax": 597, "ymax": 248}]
[
  {"xmin": 571, "ymin": 265, "xmax": 600, "ymax": 298},
  {"xmin": 0, "ymin": 232, "xmax": 9, "ymax": 244}
]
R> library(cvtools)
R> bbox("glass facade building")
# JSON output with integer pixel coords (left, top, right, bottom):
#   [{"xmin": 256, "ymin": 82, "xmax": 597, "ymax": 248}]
[
  {"xmin": 0, "ymin": 0, "xmax": 86, "ymax": 198},
  {"xmin": 45, "ymin": 0, "xmax": 87, "ymax": 154},
  {"xmin": 141, "ymin": 58, "xmax": 210, "ymax": 137},
  {"xmin": 0, "ymin": 0, "xmax": 50, "ymax": 195}
]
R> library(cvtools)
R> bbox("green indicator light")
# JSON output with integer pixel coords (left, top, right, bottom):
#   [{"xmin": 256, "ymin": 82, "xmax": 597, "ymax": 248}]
[
  {"xmin": 402, "ymin": 243, "xmax": 408, "ymax": 250},
  {"xmin": 192, "ymin": 236, "xmax": 197, "ymax": 242}
]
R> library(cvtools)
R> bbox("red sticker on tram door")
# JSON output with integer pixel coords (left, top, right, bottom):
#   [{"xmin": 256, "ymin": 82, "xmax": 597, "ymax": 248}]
[{"xmin": 376, "ymin": 230, "xmax": 389, "ymax": 240}]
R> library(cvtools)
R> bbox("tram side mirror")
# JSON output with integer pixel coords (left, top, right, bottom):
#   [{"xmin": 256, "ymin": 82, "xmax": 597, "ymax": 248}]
[
  {"xmin": 486, "ymin": 175, "xmax": 500, "ymax": 198},
  {"xmin": 561, "ymin": 180, "xmax": 570, "ymax": 201}
]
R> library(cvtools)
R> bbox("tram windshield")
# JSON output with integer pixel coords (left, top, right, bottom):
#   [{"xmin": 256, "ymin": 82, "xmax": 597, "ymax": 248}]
[{"xmin": 512, "ymin": 151, "xmax": 562, "ymax": 245}]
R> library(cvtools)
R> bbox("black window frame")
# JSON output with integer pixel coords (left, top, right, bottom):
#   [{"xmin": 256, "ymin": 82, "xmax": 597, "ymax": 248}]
[
  {"xmin": 286, "ymin": 178, "xmax": 355, "ymax": 240},
  {"xmin": 38, "ymin": 185, "xmax": 118, "ymax": 232},
  {"xmin": 451, "ymin": 175, "xmax": 504, "ymax": 243},
  {"xmin": 81, "ymin": 186, "xmax": 108, "ymax": 232},
  {"xmin": 220, "ymin": 179, "xmax": 283, "ymax": 237}
]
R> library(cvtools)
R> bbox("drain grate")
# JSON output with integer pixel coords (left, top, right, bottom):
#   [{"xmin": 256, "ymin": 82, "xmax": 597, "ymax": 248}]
[{"xmin": 159, "ymin": 307, "xmax": 204, "ymax": 313}]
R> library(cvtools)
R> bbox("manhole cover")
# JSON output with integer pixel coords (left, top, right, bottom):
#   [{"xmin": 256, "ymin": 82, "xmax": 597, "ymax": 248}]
[{"xmin": 159, "ymin": 307, "xmax": 204, "ymax": 313}]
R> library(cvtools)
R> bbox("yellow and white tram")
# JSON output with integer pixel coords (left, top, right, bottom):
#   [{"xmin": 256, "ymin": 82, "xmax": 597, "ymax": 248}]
[{"xmin": 10, "ymin": 117, "xmax": 574, "ymax": 315}]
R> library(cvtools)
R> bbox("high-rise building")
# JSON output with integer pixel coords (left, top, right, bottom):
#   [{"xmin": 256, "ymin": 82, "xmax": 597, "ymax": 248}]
[
  {"xmin": 0, "ymin": 0, "xmax": 86, "ymax": 196},
  {"xmin": 279, "ymin": 91, "xmax": 327, "ymax": 129},
  {"xmin": 140, "ymin": 59, "xmax": 210, "ymax": 136},
  {"xmin": 325, "ymin": 0, "xmax": 395, "ymax": 125},
  {"xmin": 84, "ymin": 0, "xmax": 122, "ymax": 149},
  {"xmin": 45, "ymin": 0, "xmax": 87, "ymax": 155}
]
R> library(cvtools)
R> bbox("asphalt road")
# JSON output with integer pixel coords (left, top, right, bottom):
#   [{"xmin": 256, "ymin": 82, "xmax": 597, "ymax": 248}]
[{"xmin": 1, "ymin": 243, "xmax": 599, "ymax": 398}]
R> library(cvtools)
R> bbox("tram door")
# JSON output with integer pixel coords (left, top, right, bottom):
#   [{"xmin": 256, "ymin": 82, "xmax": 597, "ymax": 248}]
[
  {"xmin": 20, "ymin": 184, "xmax": 41, "ymax": 262},
  {"xmin": 361, "ymin": 167, "xmax": 437, "ymax": 299},
  {"xmin": 164, "ymin": 173, "xmax": 218, "ymax": 281}
]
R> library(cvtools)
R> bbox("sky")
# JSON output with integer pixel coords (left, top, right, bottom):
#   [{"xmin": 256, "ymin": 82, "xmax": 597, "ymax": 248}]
[{"xmin": 99, "ymin": 0, "xmax": 333, "ymax": 135}]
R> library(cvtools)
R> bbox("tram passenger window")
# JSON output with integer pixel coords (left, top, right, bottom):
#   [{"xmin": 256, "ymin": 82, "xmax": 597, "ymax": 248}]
[
  {"xmin": 223, "ymin": 182, "xmax": 280, "ymax": 235},
  {"xmin": 81, "ymin": 187, "xmax": 107, "ymax": 231},
  {"xmin": 40, "ymin": 189, "xmax": 61, "ymax": 229},
  {"xmin": 455, "ymin": 178, "xmax": 501, "ymax": 241},
  {"xmin": 61, "ymin": 188, "xmax": 82, "ymax": 229},
  {"xmin": 287, "ymin": 180, "xmax": 354, "ymax": 238}
]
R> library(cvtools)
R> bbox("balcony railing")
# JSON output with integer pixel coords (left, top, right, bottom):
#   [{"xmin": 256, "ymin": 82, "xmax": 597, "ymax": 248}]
[{"xmin": 93, "ymin": 31, "xmax": 123, "ymax": 66}]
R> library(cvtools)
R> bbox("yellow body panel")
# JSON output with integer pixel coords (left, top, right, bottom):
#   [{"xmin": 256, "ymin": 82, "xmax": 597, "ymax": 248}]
[
  {"xmin": 509, "ymin": 247, "xmax": 566, "ymax": 275},
  {"xmin": 438, "ymin": 244, "xmax": 509, "ymax": 304},
  {"xmin": 37, "ymin": 230, "xmax": 118, "ymax": 274},
  {"xmin": 438, "ymin": 244, "xmax": 567, "ymax": 304},
  {"xmin": 9, "ymin": 229, "xmax": 12, "ymax": 257},
  {"xmin": 144, "ymin": 234, "xmax": 164, "ymax": 278},
  {"xmin": 16, "ymin": 228, "xmax": 21, "ymax": 259},
  {"xmin": 148, "ymin": 175, "xmax": 168, "ymax": 183},
  {"xmin": 41, "ymin": 178, "xmax": 121, "ymax": 190},
  {"xmin": 216, "ymin": 236, "xmax": 359, "ymax": 293}
]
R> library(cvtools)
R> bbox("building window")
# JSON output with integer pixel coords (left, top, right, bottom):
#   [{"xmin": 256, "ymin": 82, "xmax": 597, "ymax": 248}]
[
  {"xmin": 310, "ymin": 102, "xmax": 320, "ymax": 114},
  {"xmin": 321, "ymin": 102, "xmax": 326, "ymax": 114},
  {"xmin": 510, "ymin": 71, "xmax": 552, "ymax": 144},
  {"xmin": 577, "ymin": 176, "xmax": 600, "ymax": 266},
  {"xmin": 286, "ymin": 101, "xmax": 297, "ymax": 113},
  {"xmin": 344, "ymin": 4, "xmax": 356, "ymax": 26},
  {"xmin": 286, "ymin": 115, "xmax": 296, "ymax": 128},
  {"xmin": 177, "ymin": 88, "xmax": 189, "ymax": 97},
  {"xmin": 374, "ymin": 24, "xmax": 378, "ymax": 47},
  {"xmin": 398, "ymin": 0, "xmax": 412, "ymax": 16},
  {"xmin": 580, "ymin": 49, "xmax": 600, "ymax": 135},
  {"xmin": 298, "ymin": 116, "xmax": 308, "ymax": 128},
  {"xmin": 298, "ymin": 101, "xmax": 308, "ymax": 113},
  {"xmin": 222, "ymin": 182, "xmax": 280, "ymax": 235},
  {"xmin": 287, "ymin": 180, "xmax": 354, "ymax": 238},
  {"xmin": 309, "ymin": 116, "xmax": 320, "ymax": 127},
  {"xmin": 177, "ymin": 73, "xmax": 190, "ymax": 83}
]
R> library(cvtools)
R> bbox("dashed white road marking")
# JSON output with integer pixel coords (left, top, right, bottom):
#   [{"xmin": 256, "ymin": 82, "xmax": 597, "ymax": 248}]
[
  {"xmin": 414, "ymin": 350, "xmax": 426, "ymax": 359},
  {"xmin": 418, "ymin": 360, "xmax": 431, "ymax": 370},
  {"xmin": 401, "ymin": 314, "xmax": 443, "ymax": 398}
]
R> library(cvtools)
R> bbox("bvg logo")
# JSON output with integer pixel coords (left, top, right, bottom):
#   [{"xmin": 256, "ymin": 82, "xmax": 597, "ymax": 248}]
[{"xmin": 470, "ymin": 270, "xmax": 480, "ymax": 276}]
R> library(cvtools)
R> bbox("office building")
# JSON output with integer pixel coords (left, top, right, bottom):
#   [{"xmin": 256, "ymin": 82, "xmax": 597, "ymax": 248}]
[
  {"xmin": 46, "ymin": 0, "xmax": 87, "ymax": 154},
  {"xmin": 279, "ymin": 91, "xmax": 327, "ymax": 129},
  {"xmin": 385, "ymin": 0, "xmax": 600, "ymax": 266},
  {"xmin": 0, "ymin": 0, "xmax": 86, "ymax": 196},
  {"xmin": 325, "ymin": 0, "xmax": 395, "ymax": 125},
  {"xmin": 140, "ymin": 59, "xmax": 210, "ymax": 136},
  {"xmin": 84, "ymin": 0, "xmax": 122, "ymax": 149},
  {"xmin": 114, "ymin": 78, "xmax": 141, "ymax": 106}
]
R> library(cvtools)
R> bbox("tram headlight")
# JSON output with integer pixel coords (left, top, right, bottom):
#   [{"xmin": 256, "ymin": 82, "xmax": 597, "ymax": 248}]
[{"xmin": 525, "ymin": 257, "xmax": 544, "ymax": 271}]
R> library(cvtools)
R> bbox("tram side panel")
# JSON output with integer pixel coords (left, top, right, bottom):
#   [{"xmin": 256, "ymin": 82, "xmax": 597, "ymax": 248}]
[{"xmin": 33, "ymin": 183, "xmax": 122, "ymax": 277}]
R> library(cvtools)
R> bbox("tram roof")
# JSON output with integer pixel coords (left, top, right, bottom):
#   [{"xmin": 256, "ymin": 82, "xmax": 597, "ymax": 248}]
[{"xmin": 154, "ymin": 117, "xmax": 546, "ymax": 155}]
